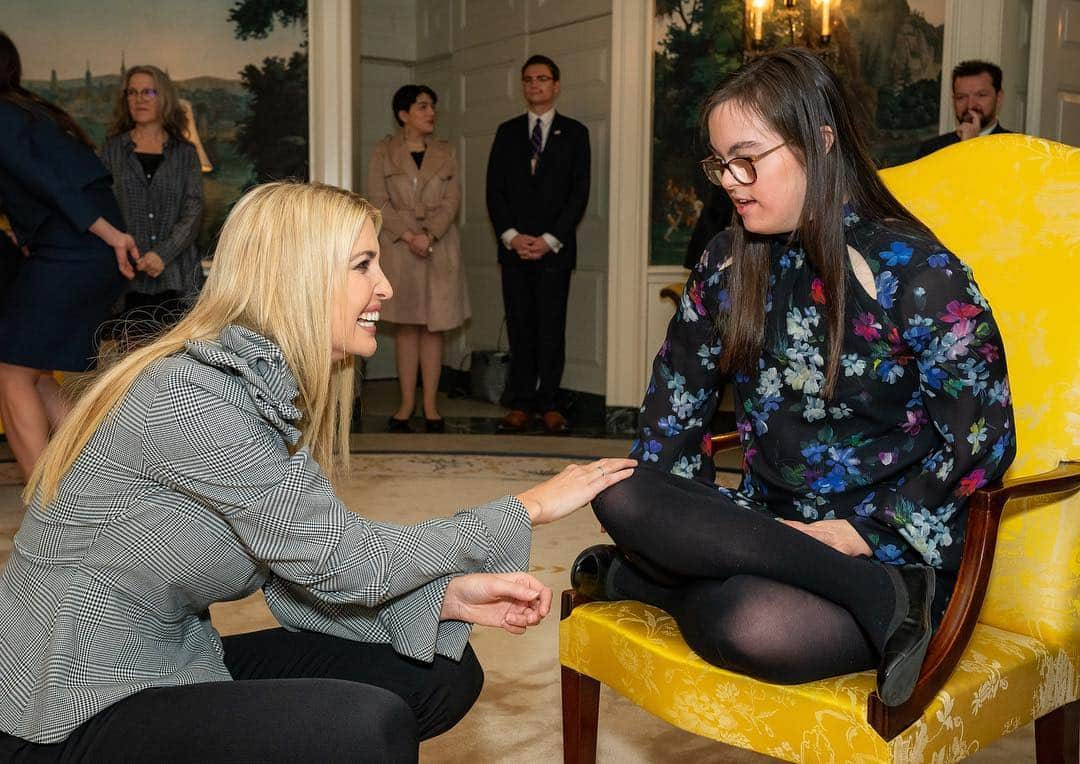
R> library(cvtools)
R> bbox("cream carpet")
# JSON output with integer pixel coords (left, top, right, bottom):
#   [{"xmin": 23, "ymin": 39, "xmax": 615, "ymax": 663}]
[{"xmin": 0, "ymin": 450, "xmax": 1034, "ymax": 762}]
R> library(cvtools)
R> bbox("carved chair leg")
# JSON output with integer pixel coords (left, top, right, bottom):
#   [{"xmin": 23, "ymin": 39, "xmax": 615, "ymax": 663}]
[
  {"xmin": 1035, "ymin": 699, "xmax": 1080, "ymax": 764},
  {"xmin": 562, "ymin": 665, "xmax": 600, "ymax": 764}
]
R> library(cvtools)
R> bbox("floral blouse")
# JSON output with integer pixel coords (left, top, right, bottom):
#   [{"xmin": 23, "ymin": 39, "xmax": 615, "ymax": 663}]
[{"xmin": 631, "ymin": 210, "xmax": 1016, "ymax": 573}]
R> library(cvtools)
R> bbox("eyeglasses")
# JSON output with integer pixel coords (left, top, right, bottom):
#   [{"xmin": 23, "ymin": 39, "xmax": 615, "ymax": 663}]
[
  {"xmin": 125, "ymin": 88, "xmax": 159, "ymax": 99},
  {"xmin": 700, "ymin": 141, "xmax": 788, "ymax": 186},
  {"xmin": 521, "ymin": 75, "xmax": 553, "ymax": 84}
]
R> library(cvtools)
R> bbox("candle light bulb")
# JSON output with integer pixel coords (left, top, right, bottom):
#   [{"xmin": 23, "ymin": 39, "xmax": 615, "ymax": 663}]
[{"xmin": 751, "ymin": 0, "xmax": 767, "ymax": 42}]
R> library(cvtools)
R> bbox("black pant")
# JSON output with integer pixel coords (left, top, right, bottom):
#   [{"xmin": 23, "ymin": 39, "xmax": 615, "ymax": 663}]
[
  {"xmin": 0, "ymin": 628, "xmax": 483, "ymax": 762},
  {"xmin": 500, "ymin": 261, "xmax": 572, "ymax": 412}
]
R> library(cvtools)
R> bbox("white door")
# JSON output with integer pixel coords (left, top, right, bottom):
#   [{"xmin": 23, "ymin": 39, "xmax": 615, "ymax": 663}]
[{"xmin": 1029, "ymin": 0, "xmax": 1080, "ymax": 144}]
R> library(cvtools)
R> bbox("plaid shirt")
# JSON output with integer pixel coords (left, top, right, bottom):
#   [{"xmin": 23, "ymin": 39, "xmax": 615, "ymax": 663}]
[
  {"xmin": 0, "ymin": 326, "xmax": 532, "ymax": 744},
  {"xmin": 100, "ymin": 133, "xmax": 204, "ymax": 296}
]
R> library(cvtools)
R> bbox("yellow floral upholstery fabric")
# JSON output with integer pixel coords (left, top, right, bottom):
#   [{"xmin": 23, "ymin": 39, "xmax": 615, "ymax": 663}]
[
  {"xmin": 561, "ymin": 136, "xmax": 1080, "ymax": 762},
  {"xmin": 560, "ymin": 602, "xmax": 1076, "ymax": 763},
  {"xmin": 881, "ymin": 136, "xmax": 1080, "ymax": 660}
]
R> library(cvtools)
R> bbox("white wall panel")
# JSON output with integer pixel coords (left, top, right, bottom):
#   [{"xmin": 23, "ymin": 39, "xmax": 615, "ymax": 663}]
[
  {"xmin": 563, "ymin": 271, "xmax": 607, "ymax": 393},
  {"xmin": 358, "ymin": 0, "xmax": 418, "ymax": 60},
  {"xmin": 418, "ymin": 0, "xmax": 453, "ymax": 59},
  {"xmin": 459, "ymin": 131, "xmax": 496, "ymax": 236},
  {"xmin": 527, "ymin": 0, "xmax": 612, "ymax": 31},
  {"xmin": 1029, "ymin": 0, "xmax": 1080, "ymax": 139},
  {"xmin": 458, "ymin": 0, "xmax": 527, "ymax": 48},
  {"xmin": 465, "ymin": 265, "xmax": 506, "ymax": 349}
]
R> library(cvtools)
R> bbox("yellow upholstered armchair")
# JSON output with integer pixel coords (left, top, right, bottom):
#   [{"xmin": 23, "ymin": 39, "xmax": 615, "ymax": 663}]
[{"xmin": 560, "ymin": 136, "xmax": 1080, "ymax": 763}]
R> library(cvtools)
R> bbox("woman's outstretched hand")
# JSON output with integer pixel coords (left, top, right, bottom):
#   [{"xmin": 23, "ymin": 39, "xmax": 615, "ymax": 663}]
[
  {"xmin": 779, "ymin": 518, "xmax": 872, "ymax": 556},
  {"xmin": 440, "ymin": 572, "xmax": 552, "ymax": 634},
  {"xmin": 516, "ymin": 458, "xmax": 636, "ymax": 526}
]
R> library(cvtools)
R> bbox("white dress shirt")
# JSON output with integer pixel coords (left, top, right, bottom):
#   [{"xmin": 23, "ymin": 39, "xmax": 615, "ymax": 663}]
[{"xmin": 500, "ymin": 108, "xmax": 563, "ymax": 254}]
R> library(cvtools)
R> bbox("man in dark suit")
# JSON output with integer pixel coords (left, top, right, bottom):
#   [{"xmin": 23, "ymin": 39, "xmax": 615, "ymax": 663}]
[
  {"xmin": 486, "ymin": 54, "xmax": 590, "ymax": 435},
  {"xmin": 916, "ymin": 60, "xmax": 1011, "ymax": 159}
]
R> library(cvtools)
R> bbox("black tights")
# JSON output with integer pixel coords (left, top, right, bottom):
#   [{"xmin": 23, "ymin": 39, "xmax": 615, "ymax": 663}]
[
  {"xmin": 0, "ymin": 628, "xmax": 483, "ymax": 762},
  {"xmin": 593, "ymin": 467, "xmax": 897, "ymax": 684}
]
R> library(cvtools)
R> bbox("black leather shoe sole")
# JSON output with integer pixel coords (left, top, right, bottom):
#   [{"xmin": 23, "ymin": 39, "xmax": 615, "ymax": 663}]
[{"xmin": 877, "ymin": 565, "xmax": 936, "ymax": 706}]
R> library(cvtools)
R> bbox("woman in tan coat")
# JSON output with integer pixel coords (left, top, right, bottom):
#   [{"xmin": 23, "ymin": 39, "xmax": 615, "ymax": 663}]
[{"xmin": 368, "ymin": 85, "xmax": 470, "ymax": 433}]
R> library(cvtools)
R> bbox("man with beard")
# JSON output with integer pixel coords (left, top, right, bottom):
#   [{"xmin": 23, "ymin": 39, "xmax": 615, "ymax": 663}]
[{"xmin": 917, "ymin": 60, "xmax": 1011, "ymax": 159}]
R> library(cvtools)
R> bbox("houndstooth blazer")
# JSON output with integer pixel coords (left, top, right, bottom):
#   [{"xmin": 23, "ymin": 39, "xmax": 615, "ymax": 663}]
[{"xmin": 0, "ymin": 325, "xmax": 532, "ymax": 744}]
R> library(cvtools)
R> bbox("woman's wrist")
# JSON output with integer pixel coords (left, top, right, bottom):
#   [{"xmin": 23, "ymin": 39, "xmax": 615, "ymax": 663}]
[
  {"xmin": 515, "ymin": 493, "xmax": 543, "ymax": 525},
  {"xmin": 88, "ymin": 217, "xmax": 121, "ymax": 246}
]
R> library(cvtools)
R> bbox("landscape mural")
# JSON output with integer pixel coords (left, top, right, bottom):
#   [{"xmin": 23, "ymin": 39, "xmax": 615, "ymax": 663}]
[
  {"xmin": 651, "ymin": 0, "xmax": 946, "ymax": 266},
  {"xmin": 4, "ymin": 0, "xmax": 309, "ymax": 255}
]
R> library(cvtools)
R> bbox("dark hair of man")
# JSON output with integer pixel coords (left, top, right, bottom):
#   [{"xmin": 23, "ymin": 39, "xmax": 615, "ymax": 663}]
[
  {"xmin": 701, "ymin": 48, "xmax": 937, "ymax": 399},
  {"xmin": 391, "ymin": 84, "xmax": 438, "ymax": 127},
  {"xmin": 107, "ymin": 65, "xmax": 192, "ymax": 143},
  {"xmin": 521, "ymin": 55, "xmax": 560, "ymax": 82},
  {"xmin": 952, "ymin": 60, "xmax": 1003, "ymax": 92},
  {"xmin": 0, "ymin": 30, "xmax": 94, "ymax": 148}
]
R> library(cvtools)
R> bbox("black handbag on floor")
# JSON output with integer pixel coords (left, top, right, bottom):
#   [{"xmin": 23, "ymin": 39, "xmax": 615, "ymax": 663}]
[{"xmin": 469, "ymin": 320, "xmax": 510, "ymax": 405}]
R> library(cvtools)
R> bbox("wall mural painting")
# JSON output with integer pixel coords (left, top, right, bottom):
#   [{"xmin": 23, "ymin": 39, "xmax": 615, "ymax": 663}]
[
  {"xmin": 4, "ymin": 0, "xmax": 309, "ymax": 256},
  {"xmin": 651, "ymin": 0, "xmax": 946, "ymax": 266}
]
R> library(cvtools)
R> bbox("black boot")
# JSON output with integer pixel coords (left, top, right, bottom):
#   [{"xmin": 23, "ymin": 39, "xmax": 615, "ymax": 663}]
[
  {"xmin": 570, "ymin": 544, "xmax": 627, "ymax": 601},
  {"xmin": 877, "ymin": 564, "xmax": 936, "ymax": 706}
]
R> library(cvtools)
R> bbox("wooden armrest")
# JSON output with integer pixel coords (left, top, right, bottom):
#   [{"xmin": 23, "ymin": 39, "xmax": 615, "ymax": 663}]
[
  {"xmin": 868, "ymin": 460, "xmax": 1080, "ymax": 740},
  {"xmin": 709, "ymin": 431, "xmax": 740, "ymax": 452},
  {"xmin": 660, "ymin": 282, "xmax": 684, "ymax": 309},
  {"xmin": 561, "ymin": 588, "xmax": 593, "ymax": 620}
]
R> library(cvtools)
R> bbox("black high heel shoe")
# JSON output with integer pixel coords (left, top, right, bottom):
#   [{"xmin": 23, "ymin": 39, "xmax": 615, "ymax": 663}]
[
  {"xmin": 387, "ymin": 416, "xmax": 412, "ymax": 433},
  {"xmin": 877, "ymin": 564, "xmax": 936, "ymax": 706},
  {"xmin": 570, "ymin": 544, "xmax": 626, "ymax": 601},
  {"xmin": 424, "ymin": 417, "xmax": 445, "ymax": 433}
]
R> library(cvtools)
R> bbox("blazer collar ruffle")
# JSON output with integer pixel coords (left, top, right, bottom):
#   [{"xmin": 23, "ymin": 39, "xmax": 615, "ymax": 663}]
[{"xmin": 184, "ymin": 325, "xmax": 303, "ymax": 443}]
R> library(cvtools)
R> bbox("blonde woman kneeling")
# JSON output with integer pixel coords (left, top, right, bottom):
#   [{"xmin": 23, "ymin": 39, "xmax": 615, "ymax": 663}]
[{"xmin": 0, "ymin": 182, "xmax": 633, "ymax": 761}]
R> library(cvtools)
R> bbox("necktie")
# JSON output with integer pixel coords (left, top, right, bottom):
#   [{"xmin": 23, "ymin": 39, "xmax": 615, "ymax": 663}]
[{"xmin": 530, "ymin": 118, "xmax": 543, "ymax": 173}]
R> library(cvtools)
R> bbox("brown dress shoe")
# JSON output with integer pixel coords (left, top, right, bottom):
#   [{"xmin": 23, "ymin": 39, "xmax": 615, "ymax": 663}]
[
  {"xmin": 542, "ymin": 410, "xmax": 569, "ymax": 435},
  {"xmin": 498, "ymin": 409, "xmax": 532, "ymax": 432}
]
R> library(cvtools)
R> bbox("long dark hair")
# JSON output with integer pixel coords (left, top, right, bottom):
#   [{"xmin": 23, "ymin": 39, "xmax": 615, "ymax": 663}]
[
  {"xmin": 0, "ymin": 30, "xmax": 94, "ymax": 148},
  {"xmin": 108, "ymin": 65, "xmax": 190, "ymax": 142},
  {"xmin": 703, "ymin": 48, "xmax": 936, "ymax": 398}
]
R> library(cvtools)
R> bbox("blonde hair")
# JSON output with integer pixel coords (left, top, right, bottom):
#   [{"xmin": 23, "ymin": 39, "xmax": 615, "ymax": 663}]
[
  {"xmin": 108, "ymin": 64, "xmax": 188, "ymax": 142},
  {"xmin": 26, "ymin": 181, "xmax": 381, "ymax": 507}
]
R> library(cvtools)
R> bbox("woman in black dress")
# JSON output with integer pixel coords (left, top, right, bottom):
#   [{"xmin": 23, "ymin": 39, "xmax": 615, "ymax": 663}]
[
  {"xmin": 572, "ymin": 49, "xmax": 1016, "ymax": 706},
  {"xmin": 0, "ymin": 31, "xmax": 139, "ymax": 479}
]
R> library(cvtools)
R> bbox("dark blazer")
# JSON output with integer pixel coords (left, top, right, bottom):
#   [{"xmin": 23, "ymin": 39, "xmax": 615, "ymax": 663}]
[
  {"xmin": 916, "ymin": 123, "xmax": 1011, "ymax": 159},
  {"xmin": 485, "ymin": 112, "xmax": 590, "ymax": 270},
  {"xmin": 0, "ymin": 100, "xmax": 119, "ymax": 247}
]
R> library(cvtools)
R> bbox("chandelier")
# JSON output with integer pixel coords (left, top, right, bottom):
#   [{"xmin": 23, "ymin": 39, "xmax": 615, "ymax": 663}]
[{"xmin": 745, "ymin": 0, "xmax": 839, "ymax": 57}]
